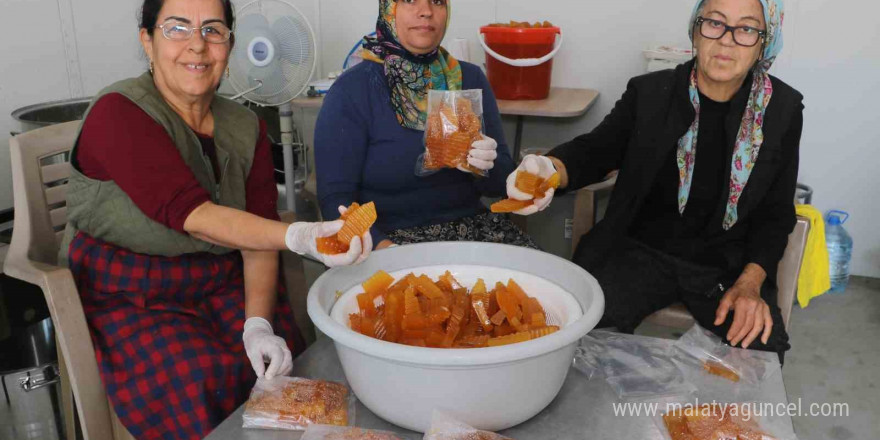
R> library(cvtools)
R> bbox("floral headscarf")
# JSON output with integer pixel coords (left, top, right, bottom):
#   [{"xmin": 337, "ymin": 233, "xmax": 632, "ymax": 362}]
[
  {"xmin": 677, "ymin": 0, "xmax": 784, "ymax": 230},
  {"xmin": 361, "ymin": 0, "xmax": 462, "ymax": 131}
]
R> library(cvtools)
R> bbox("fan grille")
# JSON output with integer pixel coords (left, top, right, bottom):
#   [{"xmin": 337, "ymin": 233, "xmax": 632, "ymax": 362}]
[{"xmin": 227, "ymin": 0, "xmax": 316, "ymax": 106}]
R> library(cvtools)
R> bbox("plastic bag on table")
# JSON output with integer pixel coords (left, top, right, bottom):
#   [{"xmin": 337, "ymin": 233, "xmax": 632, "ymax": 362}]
[
  {"xmin": 301, "ymin": 424, "xmax": 418, "ymax": 440},
  {"xmin": 573, "ymin": 330, "xmax": 696, "ymax": 400},
  {"xmin": 672, "ymin": 324, "xmax": 777, "ymax": 386},
  {"xmin": 242, "ymin": 376, "xmax": 356, "ymax": 430},
  {"xmin": 656, "ymin": 402, "xmax": 796, "ymax": 440},
  {"xmin": 418, "ymin": 89, "xmax": 486, "ymax": 177},
  {"xmin": 422, "ymin": 410, "xmax": 515, "ymax": 440}
]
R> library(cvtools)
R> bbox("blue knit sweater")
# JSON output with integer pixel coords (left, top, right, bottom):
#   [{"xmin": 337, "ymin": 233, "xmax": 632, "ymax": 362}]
[{"xmin": 315, "ymin": 60, "xmax": 515, "ymax": 245}]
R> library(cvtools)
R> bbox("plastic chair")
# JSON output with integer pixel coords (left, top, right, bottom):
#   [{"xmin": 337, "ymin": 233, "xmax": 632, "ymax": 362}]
[
  {"xmin": 5, "ymin": 121, "xmax": 313, "ymax": 439},
  {"xmin": 572, "ymin": 178, "xmax": 809, "ymax": 332}
]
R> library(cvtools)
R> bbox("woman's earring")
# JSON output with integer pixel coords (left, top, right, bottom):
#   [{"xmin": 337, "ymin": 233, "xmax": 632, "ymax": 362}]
[
  {"xmin": 226, "ymin": 66, "xmax": 230, "ymax": 78},
  {"xmin": 149, "ymin": 60, "xmax": 154, "ymax": 74}
]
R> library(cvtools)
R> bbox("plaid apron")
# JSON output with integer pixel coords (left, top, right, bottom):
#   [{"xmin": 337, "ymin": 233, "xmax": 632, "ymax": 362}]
[{"xmin": 68, "ymin": 231, "xmax": 302, "ymax": 439}]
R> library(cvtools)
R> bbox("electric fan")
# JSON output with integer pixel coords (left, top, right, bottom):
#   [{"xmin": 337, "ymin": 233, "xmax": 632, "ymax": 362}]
[{"xmin": 228, "ymin": 0, "xmax": 317, "ymax": 213}]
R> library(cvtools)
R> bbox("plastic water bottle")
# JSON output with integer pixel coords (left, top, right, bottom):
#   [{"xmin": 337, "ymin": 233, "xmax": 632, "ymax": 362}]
[{"xmin": 825, "ymin": 210, "xmax": 853, "ymax": 293}]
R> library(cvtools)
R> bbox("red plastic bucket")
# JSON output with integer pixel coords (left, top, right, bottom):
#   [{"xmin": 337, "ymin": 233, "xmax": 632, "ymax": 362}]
[{"xmin": 479, "ymin": 26, "xmax": 563, "ymax": 100}]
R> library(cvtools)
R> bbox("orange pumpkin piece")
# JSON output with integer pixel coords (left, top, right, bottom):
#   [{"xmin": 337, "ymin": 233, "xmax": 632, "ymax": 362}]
[
  {"xmin": 489, "ymin": 309, "xmax": 506, "ymax": 326},
  {"xmin": 455, "ymin": 335, "xmax": 490, "ymax": 348},
  {"xmin": 402, "ymin": 313, "xmax": 429, "ymax": 330},
  {"xmin": 442, "ymin": 289, "xmax": 469, "ymax": 347},
  {"xmin": 528, "ymin": 326, "xmax": 559, "ymax": 339},
  {"xmin": 492, "ymin": 322, "xmax": 515, "ymax": 337},
  {"xmin": 490, "ymin": 198, "xmax": 533, "ymax": 213},
  {"xmin": 337, "ymin": 202, "xmax": 377, "ymax": 244},
  {"xmin": 488, "ymin": 331, "xmax": 532, "ymax": 347},
  {"xmin": 470, "ymin": 280, "xmax": 493, "ymax": 331},
  {"xmin": 404, "ymin": 287, "xmax": 421, "ymax": 316},
  {"xmin": 703, "ymin": 360, "xmax": 740, "ymax": 382},
  {"xmin": 316, "ymin": 236, "xmax": 349, "ymax": 255},
  {"xmin": 537, "ymin": 172, "xmax": 561, "ymax": 196},
  {"xmin": 384, "ymin": 290, "xmax": 404, "ymax": 342},
  {"xmin": 415, "ymin": 275, "xmax": 447, "ymax": 304},
  {"xmin": 514, "ymin": 171, "xmax": 543, "ymax": 197},
  {"xmin": 362, "ymin": 270, "xmax": 394, "ymax": 299},
  {"xmin": 495, "ymin": 284, "xmax": 521, "ymax": 322},
  {"xmin": 356, "ymin": 293, "xmax": 377, "ymax": 318}
]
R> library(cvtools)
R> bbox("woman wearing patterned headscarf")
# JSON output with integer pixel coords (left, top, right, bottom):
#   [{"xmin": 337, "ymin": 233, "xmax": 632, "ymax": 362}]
[
  {"xmin": 507, "ymin": 0, "xmax": 801, "ymax": 361},
  {"xmin": 315, "ymin": 0, "xmax": 535, "ymax": 250}
]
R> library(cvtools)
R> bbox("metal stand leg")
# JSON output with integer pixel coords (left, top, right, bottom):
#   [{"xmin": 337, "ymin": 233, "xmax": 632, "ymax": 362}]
[{"xmin": 513, "ymin": 115, "xmax": 525, "ymax": 161}]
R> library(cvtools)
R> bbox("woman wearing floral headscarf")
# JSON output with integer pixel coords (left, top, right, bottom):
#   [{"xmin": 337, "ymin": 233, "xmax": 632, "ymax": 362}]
[
  {"xmin": 508, "ymin": 0, "xmax": 801, "ymax": 361},
  {"xmin": 315, "ymin": 0, "xmax": 535, "ymax": 250}
]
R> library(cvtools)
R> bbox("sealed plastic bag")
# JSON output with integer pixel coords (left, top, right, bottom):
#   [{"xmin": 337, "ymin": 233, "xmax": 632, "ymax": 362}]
[
  {"xmin": 573, "ymin": 330, "xmax": 695, "ymax": 400},
  {"xmin": 657, "ymin": 402, "xmax": 795, "ymax": 440},
  {"xmin": 422, "ymin": 410, "xmax": 514, "ymax": 440},
  {"xmin": 419, "ymin": 90, "xmax": 485, "ymax": 177},
  {"xmin": 673, "ymin": 324, "xmax": 777, "ymax": 386},
  {"xmin": 301, "ymin": 424, "xmax": 418, "ymax": 440},
  {"xmin": 242, "ymin": 376, "xmax": 355, "ymax": 430}
]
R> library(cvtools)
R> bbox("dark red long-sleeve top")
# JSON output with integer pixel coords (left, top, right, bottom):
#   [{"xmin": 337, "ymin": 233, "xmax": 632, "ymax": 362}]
[{"xmin": 76, "ymin": 93, "xmax": 279, "ymax": 233}]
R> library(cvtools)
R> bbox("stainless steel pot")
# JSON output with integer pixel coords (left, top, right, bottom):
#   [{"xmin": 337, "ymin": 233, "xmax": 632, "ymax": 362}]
[{"xmin": 10, "ymin": 97, "xmax": 92, "ymax": 134}]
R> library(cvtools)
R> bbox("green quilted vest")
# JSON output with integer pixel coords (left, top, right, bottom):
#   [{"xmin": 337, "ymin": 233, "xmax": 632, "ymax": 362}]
[{"xmin": 58, "ymin": 73, "xmax": 259, "ymax": 265}]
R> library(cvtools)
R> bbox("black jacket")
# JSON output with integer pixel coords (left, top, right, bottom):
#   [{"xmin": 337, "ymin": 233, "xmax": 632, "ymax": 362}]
[{"xmin": 550, "ymin": 59, "xmax": 804, "ymax": 287}]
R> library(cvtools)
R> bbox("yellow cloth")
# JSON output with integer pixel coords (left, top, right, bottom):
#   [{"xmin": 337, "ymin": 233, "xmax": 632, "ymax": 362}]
[{"xmin": 795, "ymin": 205, "xmax": 831, "ymax": 307}]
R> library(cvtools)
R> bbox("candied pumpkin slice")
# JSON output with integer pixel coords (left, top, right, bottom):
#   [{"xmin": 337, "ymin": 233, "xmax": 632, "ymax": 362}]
[
  {"xmin": 487, "ymin": 331, "xmax": 532, "ymax": 347},
  {"xmin": 414, "ymin": 275, "xmax": 446, "ymax": 304},
  {"xmin": 362, "ymin": 270, "xmax": 394, "ymax": 299},
  {"xmin": 703, "ymin": 360, "xmax": 740, "ymax": 382},
  {"xmin": 537, "ymin": 172, "xmax": 561, "ymax": 196},
  {"xmin": 316, "ymin": 236, "xmax": 349, "ymax": 255},
  {"xmin": 514, "ymin": 170, "xmax": 543, "ymax": 197},
  {"xmin": 356, "ymin": 292, "xmax": 377, "ymax": 318},
  {"xmin": 490, "ymin": 198, "xmax": 533, "ymax": 213},
  {"xmin": 403, "ymin": 287, "xmax": 421, "ymax": 316},
  {"xmin": 528, "ymin": 325, "xmax": 559, "ymax": 339},
  {"xmin": 470, "ymin": 279, "xmax": 493, "ymax": 332},
  {"xmin": 402, "ymin": 313, "xmax": 429, "ymax": 330},
  {"xmin": 442, "ymin": 289, "xmax": 470, "ymax": 347},
  {"xmin": 495, "ymin": 283, "xmax": 522, "ymax": 323},
  {"xmin": 337, "ymin": 202, "xmax": 377, "ymax": 244},
  {"xmin": 455, "ymin": 335, "xmax": 490, "ymax": 348},
  {"xmin": 489, "ymin": 309, "xmax": 506, "ymax": 326},
  {"xmin": 384, "ymin": 289, "xmax": 404, "ymax": 342}
]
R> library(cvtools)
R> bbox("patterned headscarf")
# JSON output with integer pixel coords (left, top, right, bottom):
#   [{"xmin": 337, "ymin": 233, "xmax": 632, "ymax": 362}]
[
  {"xmin": 361, "ymin": 0, "xmax": 462, "ymax": 131},
  {"xmin": 677, "ymin": 0, "xmax": 784, "ymax": 230}
]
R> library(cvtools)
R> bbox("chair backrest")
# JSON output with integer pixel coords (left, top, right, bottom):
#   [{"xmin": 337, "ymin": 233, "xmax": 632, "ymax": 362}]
[
  {"xmin": 776, "ymin": 216, "xmax": 810, "ymax": 330},
  {"xmin": 7, "ymin": 121, "xmax": 78, "ymax": 264},
  {"xmin": 5, "ymin": 121, "xmax": 119, "ymax": 439}
]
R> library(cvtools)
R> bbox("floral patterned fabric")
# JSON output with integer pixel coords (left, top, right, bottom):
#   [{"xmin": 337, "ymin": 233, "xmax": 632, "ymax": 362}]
[
  {"xmin": 386, "ymin": 212, "xmax": 539, "ymax": 250},
  {"xmin": 361, "ymin": 0, "xmax": 462, "ymax": 131},
  {"xmin": 678, "ymin": 0, "xmax": 785, "ymax": 230}
]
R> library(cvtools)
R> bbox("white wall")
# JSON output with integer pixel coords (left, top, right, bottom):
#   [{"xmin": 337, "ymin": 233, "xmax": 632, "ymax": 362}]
[
  {"xmin": 315, "ymin": 0, "xmax": 880, "ymax": 278},
  {"xmin": 2, "ymin": 0, "xmax": 877, "ymax": 277}
]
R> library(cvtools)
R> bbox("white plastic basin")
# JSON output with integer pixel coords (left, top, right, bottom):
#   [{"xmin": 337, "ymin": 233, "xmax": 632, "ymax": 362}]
[{"xmin": 307, "ymin": 242, "xmax": 604, "ymax": 432}]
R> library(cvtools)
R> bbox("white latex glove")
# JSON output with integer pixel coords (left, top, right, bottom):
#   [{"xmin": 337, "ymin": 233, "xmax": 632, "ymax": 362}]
[
  {"xmin": 285, "ymin": 206, "xmax": 372, "ymax": 266},
  {"xmin": 243, "ymin": 317, "xmax": 292, "ymax": 380},
  {"xmin": 505, "ymin": 154, "xmax": 557, "ymax": 216},
  {"xmin": 457, "ymin": 134, "xmax": 498, "ymax": 173}
]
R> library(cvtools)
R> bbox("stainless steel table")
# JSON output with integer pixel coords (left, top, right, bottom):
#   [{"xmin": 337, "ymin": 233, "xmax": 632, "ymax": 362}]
[{"xmin": 208, "ymin": 336, "xmax": 794, "ymax": 439}]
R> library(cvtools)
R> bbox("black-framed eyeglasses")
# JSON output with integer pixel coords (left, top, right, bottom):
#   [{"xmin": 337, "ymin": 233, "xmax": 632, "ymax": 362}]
[
  {"xmin": 156, "ymin": 19, "xmax": 232, "ymax": 44},
  {"xmin": 695, "ymin": 16, "xmax": 766, "ymax": 47}
]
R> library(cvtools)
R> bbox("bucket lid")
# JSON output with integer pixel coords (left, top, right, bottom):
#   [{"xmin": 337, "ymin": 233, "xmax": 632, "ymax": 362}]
[{"xmin": 480, "ymin": 25, "xmax": 560, "ymax": 35}]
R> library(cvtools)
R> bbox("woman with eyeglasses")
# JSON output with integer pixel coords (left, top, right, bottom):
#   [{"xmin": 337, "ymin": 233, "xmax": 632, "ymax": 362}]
[
  {"xmin": 60, "ymin": 0, "xmax": 370, "ymax": 437},
  {"xmin": 506, "ymin": 0, "xmax": 801, "ymax": 362}
]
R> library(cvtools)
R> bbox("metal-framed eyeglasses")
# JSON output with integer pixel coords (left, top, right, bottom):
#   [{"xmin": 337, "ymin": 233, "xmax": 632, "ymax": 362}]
[
  {"xmin": 156, "ymin": 19, "xmax": 233, "ymax": 44},
  {"xmin": 694, "ymin": 16, "xmax": 766, "ymax": 47}
]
